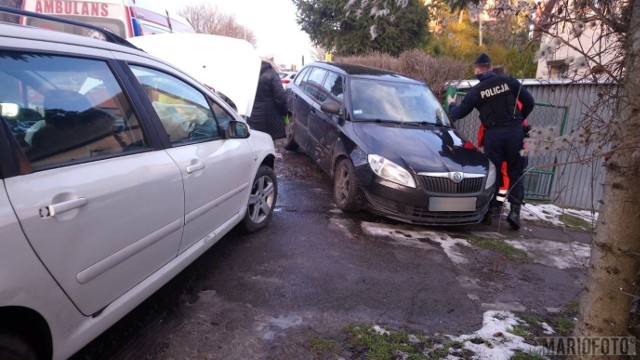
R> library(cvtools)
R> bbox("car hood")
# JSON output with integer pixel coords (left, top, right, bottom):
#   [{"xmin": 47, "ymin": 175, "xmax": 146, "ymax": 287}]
[
  {"xmin": 352, "ymin": 123, "xmax": 488, "ymax": 174},
  {"xmin": 129, "ymin": 33, "xmax": 260, "ymax": 117}
]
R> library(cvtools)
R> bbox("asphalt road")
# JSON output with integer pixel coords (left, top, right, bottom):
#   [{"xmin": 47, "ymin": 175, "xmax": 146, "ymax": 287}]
[{"xmin": 71, "ymin": 148, "xmax": 588, "ymax": 360}]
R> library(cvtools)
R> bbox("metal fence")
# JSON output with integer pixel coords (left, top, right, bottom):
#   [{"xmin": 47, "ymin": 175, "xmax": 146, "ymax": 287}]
[{"xmin": 449, "ymin": 79, "xmax": 612, "ymax": 210}]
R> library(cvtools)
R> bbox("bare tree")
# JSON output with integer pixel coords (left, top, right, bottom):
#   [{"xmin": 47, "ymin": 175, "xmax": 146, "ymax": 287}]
[
  {"xmin": 452, "ymin": 0, "xmax": 638, "ymax": 351},
  {"xmin": 310, "ymin": 46, "xmax": 327, "ymax": 62},
  {"xmin": 526, "ymin": 0, "xmax": 639, "ymax": 349},
  {"xmin": 178, "ymin": 3, "xmax": 256, "ymax": 46},
  {"xmin": 562, "ymin": 0, "xmax": 638, "ymax": 345},
  {"xmin": 0, "ymin": 0, "xmax": 23, "ymax": 23}
]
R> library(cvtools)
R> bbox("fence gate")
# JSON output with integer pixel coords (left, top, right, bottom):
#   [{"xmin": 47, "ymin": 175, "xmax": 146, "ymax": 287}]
[{"xmin": 445, "ymin": 87, "xmax": 569, "ymax": 201}]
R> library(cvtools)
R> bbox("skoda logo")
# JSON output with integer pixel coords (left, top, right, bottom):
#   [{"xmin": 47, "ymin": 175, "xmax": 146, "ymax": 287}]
[{"xmin": 452, "ymin": 172, "xmax": 464, "ymax": 183}]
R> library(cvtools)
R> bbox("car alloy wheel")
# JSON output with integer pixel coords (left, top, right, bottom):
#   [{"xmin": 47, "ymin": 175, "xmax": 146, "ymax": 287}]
[
  {"xmin": 243, "ymin": 166, "xmax": 277, "ymax": 232},
  {"xmin": 334, "ymin": 158, "xmax": 360, "ymax": 212}
]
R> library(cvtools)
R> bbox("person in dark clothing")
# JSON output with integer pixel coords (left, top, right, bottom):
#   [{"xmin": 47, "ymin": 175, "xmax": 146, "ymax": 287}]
[
  {"xmin": 447, "ymin": 53, "xmax": 535, "ymax": 230},
  {"xmin": 476, "ymin": 65, "xmax": 531, "ymax": 217},
  {"xmin": 248, "ymin": 60, "xmax": 288, "ymax": 140}
]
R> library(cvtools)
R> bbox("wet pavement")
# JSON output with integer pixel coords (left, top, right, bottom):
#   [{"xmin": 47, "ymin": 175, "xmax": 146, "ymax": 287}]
[{"xmin": 71, "ymin": 147, "xmax": 590, "ymax": 360}]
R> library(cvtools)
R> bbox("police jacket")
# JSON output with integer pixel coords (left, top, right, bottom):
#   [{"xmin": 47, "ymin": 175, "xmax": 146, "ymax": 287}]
[{"xmin": 449, "ymin": 72, "xmax": 534, "ymax": 129}]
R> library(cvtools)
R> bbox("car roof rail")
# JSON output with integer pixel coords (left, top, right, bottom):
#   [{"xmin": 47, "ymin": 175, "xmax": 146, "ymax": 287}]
[{"xmin": 0, "ymin": 5, "xmax": 138, "ymax": 50}]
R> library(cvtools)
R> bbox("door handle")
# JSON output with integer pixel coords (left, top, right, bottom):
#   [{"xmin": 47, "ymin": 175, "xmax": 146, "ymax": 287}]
[
  {"xmin": 39, "ymin": 197, "xmax": 88, "ymax": 218},
  {"xmin": 186, "ymin": 163, "xmax": 205, "ymax": 174}
]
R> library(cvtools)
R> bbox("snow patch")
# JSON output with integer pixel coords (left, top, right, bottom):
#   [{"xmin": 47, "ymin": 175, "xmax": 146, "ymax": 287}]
[
  {"xmin": 270, "ymin": 314, "xmax": 303, "ymax": 329},
  {"xmin": 373, "ymin": 324, "xmax": 390, "ymax": 336},
  {"xmin": 456, "ymin": 275, "xmax": 481, "ymax": 290},
  {"xmin": 541, "ymin": 322, "xmax": 556, "ymax": 335},
  {"xmin": 361, "ymin": 222, "xmax": 470, "ymax": 264},
  {"xmin": 520, "ymin": 203, "xmax": 597, "ymax": 228},
  {"xmin": 329, "ymin": 217, "xmax": 353, "ymax": 238},
  {"xmin": 358, "ymin": 217, "xmax": 590, "ymax": 270},
  {"xmin": 408, "ymin": 334, "xmax": 420, "ymax": 344},
  {"xmin": 255, "ymin": 314, "xmax": 303, "ymax": 340},
  {"xmin": 506, "ymin": 238, "xmax": 590, "ymax": 269},
  {"xmin": 448, "ymin": 311, "xmax": 546, "ymax": 359}
]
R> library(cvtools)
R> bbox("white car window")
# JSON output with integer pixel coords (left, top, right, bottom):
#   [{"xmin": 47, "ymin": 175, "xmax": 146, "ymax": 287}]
[
  {"xmin": 0, "ymin": 52, "xmax": 148, "ymax": 169},
  {"xmin": 130, "ymin": 65, "xmax": 222, "ymax": 145}
]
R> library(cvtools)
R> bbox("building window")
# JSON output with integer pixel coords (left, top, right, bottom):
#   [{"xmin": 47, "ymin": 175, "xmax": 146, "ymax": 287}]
[{"xmin": 547, "ymin": 59, "xmax": 569, "ymax": 79}]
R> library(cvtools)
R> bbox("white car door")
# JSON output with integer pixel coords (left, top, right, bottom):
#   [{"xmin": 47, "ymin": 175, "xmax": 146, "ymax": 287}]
[
  {"xmin": 0, "ymin": 52, "xmax": 184, "ymax": 316},
  {"xmin": 129, "ymin": 65, "xmax": 254, "ymax": 253}
]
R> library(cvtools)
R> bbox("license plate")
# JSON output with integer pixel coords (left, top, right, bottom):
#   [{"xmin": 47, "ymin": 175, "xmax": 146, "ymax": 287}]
[{"xmin": 428, "ymin": 197, "xmax": 476, "ymax": 212}]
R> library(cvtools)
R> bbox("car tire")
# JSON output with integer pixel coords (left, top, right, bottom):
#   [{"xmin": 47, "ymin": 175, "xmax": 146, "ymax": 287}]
[
  {"xmin": 0, "ymin": 333, "xmax": 37, "ymax": 360},
  {"xmin": 283, "ymin": 121, "xmax": 299, "ymax": 151},
  {"xmin": 334, "ymin": 158, "xmax": 360, "ymax": 212},
  {"xmin": 243, "ymin": 166, "xmax": 278, "ymax": 233}
]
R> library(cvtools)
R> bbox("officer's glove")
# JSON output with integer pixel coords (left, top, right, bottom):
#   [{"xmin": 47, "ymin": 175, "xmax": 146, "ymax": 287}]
[{"xmin": 523, "ymin": 124, "xmax": 532, "ymax": 138}]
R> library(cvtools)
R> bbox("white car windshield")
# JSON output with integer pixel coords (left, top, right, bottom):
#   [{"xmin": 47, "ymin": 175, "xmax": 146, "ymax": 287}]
[{"xmin": 349, "ymin": 78, "xmax": 451, "ymax": 126}]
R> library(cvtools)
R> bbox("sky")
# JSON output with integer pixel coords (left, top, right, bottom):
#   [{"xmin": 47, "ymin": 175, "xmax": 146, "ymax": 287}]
[{"xmin": 161, "ymin": 0, "xmax": 315, "ymax": 70}]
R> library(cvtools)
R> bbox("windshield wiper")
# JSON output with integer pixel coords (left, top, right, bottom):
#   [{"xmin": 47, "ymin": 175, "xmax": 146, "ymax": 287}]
[
  {"xmin": 432, "ymin": 122, "xmax": 452, "ymax": 127},
  {"xmin": 403, "ymin": 121, "xmax": 452, "ymax": 128},
  {"xmin": 357, "ymin": 118, "xmax": 402, "ymax": 124}
]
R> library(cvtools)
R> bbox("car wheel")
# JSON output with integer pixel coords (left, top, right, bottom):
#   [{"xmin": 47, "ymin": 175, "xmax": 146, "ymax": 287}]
[
  {"xmin": 0, "ymin": 333, "xmax": 37, "ymax": 360},
  {"xmin": 283, "ymin": 121, "xmax": 299, "ymax": 151},
  {"xmin": 243, "ymin": 166, "xmax": 278, "ymax": 232},
  {"xmin": 334, "ymin": 158, "xmax": 360, "ymax": 212}
]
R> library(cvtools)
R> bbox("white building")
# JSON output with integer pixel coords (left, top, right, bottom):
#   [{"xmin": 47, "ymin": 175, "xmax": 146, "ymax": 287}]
[{"xmin": 535, "ymin": 4, "xmax": 617, "ymax": 79}]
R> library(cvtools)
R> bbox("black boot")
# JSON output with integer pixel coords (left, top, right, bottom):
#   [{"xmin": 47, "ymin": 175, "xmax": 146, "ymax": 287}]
[
  {"xmin": 481, "ymin": 205, "xmax": 501, "ymax": 225},
  {"xmin": 507, "ymin": 204, "xmax": 521, "ymax": 230}
]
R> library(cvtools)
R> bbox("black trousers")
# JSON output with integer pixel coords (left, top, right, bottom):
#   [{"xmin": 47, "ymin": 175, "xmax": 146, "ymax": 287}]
[{"xmin": 484, "ymin": 127, "xmax": 525, "ymax": 206}]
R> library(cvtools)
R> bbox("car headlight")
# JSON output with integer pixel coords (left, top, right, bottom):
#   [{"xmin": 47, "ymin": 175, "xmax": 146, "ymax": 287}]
[
  {"xmin": 485, "ymin": 161, "xmax": 497, "ymax": 190},
  {"xmin": 368, "ymin": 154, "xmax": 416, "ymax": 188}
]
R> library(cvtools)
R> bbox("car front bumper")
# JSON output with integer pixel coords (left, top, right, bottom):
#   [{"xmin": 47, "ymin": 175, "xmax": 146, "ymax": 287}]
[{"xmin": 356, "ymin": 167, "xmax": 494, "ymax": 225}]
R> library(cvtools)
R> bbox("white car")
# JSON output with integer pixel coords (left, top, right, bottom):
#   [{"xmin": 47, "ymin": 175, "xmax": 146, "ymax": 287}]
[
  {"xmin": 279, "ymin": 71, "xmax": 297, "ymax": 89},
  {"xmin": 0, "ymin": 8, "xmax": 276, "ymax": 360}
]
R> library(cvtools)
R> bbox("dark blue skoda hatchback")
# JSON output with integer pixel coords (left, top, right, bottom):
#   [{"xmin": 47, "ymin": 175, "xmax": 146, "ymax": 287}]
[{"xmin": 285, "ymin": 62, "xmax": 496, "ymax": 225}]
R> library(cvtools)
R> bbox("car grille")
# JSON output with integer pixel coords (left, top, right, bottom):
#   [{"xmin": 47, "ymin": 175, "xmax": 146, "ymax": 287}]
[
  {"xmin": 418, "ymin": 176, "xmax": 484, "ymax": 194},
  {"xmin": 364, "ymin": 192, "xmax": 482, "ymax": 225}
]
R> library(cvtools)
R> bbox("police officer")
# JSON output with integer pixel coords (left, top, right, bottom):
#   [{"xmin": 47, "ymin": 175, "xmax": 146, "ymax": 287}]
[{"xmin": 448, "ymin": 53, "xmax": 535, "ymax": 230}]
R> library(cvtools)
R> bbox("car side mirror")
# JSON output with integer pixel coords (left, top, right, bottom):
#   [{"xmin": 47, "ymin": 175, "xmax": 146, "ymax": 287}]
[
  {"xmin": 225, "ymin": 121, "xmax": 250, "ymax": 139},
  {"xmin": 321, "ymin": 101, "xmax": 341, "ymax": 115}
]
